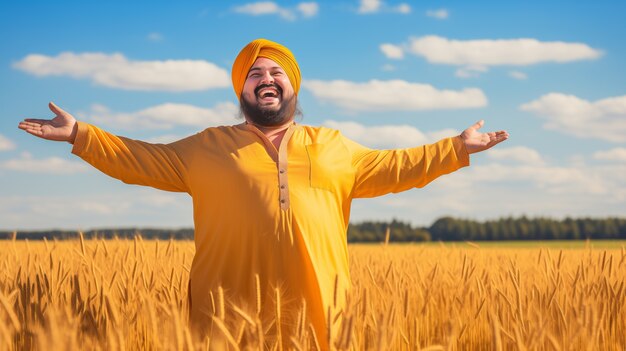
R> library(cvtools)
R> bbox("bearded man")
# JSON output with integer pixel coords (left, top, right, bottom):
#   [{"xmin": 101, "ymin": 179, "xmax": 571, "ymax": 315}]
[{"xmin": 18, "ymin": 38, "xmax": 508, "ymax": 349}]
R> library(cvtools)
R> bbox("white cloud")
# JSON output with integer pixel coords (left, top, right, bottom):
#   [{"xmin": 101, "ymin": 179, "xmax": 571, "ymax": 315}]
[
  {"xmin": 234, "ymin": 1, "xmax": 280, "ymax": 14},
  {"xmin": 455, "ymin": 65, "xmax": 488, "ymax": 79},
  {"xmin": 323, "ymin": 120, "xmax": 459, "ymax": 149},
  {"xmin": 297, "ymin": 2, "xmax": 319, "ymax": 17},
  {"xmin": 350, "ymin": 155, "xmax": 626, "ymax": 226},
  {"xmin": 324, "ymin": 120, "xmax": 426, "ymax": 148},
  {"xmin": 358, "ymin": 0, "xmax": 410, "ymax": 14},
  {"xmin": 593, "ymin": 147, "xmax": 626, "ymax": 162},
  {"xmin": 0, "ymin": 195, "xmax": 125, "ymax": 223},
  {"xmin": 383, "ymin": 36, "xmax": 600, "ymax": 78},
  {"xmin": 461, "ymin": 154, "xmax": 623, "ymax": 198},
  {"xmin": 1, "ymin": 152, "xmax": 89, "ymax": 174},
  {"xmin": 303, "ymin": 79, "xmax": 487, "ymax": 111},
  {"xmin": 487, "ymin": 146, "xmax": 546, "ymax": 166},
  {"xmin": 358, "ymin": 0, "xmax": 381, "ymax": 13},
  {"xmin": 568, "ymin": 154, "xmax": 587, "ymax": 168},
  {"xmin": 406, "ymin": 35, "xmax": 602, "ymax": 66},
  {"xmin": 394, "ymin": 3, "xmax": 411, "ymax": 14},
  {"xmin": 81, "ymin": 102, "xmax": 239, "ymax": 130},
  {"xmin": 0, "ymin": 134, "xmax": 16, "ymax": 151},
  {"xmin": 427, "ymin": 128, "xmax": 462, "ymax": 143},
  {"xmin": 233, "ymin": 1, "xmax": 318, "ymax": 20},
  {"xmin": 0, "ymin": 189, "xmax": 192, "ymax": 230},
  {"xmin": 520, "ymin": 93, "xmax": 626, "ymax": 143},
  {"xmin": 426, "ymin": 9, "xmax": 448, "ymax": 19},
  {"xmin": 509, "ymin": 71, "xmax": 528, "ymax": 80},
  {"xmin": 234, "ymin": 2, "xmax": 293, "ymax": 20},
  {"xmin": 13, "ymin": 52, "xmax": 230, "ymax": 91},
  {"xmin": 469, "ymin": 163, "xmax": 609, "ymax": 195},
  {"xmin": 147, "ymin": 32, "xmax": 163, "ymax": 42},
  {"xmin": 380, "ymin": 43, "xmax": 404, "ymax": 59}
]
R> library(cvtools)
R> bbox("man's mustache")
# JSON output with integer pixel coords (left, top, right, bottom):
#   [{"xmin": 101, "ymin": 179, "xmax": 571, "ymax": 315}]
[{"xmin": 254, "ymin": 84, "xmax": 283, "ymax": 97}]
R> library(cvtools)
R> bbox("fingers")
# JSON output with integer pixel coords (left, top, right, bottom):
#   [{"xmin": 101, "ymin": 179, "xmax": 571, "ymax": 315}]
[
  {"xmin": 21, "ymin": 119, "xmax": 49, "ymax": 125},
  {"xmin": 18, "ymin": 122, "xmax": 44, "ymax": 136},
  {"xmin": 48, "ymin": 101, "xmax": 67, "ymax": 116},
  {"xmin": 494, "ymin": 130, "xmax": 509, "ymax": 141},
  {"xmin": 473, "ymin": 130, "xmax": 509, "ymax": 150},
  {"xmin": 461, "ymin": 125, "xmax": 508, "ymax": 154},
  {"xmin": 25, "ymin": 129, "xmax": 44, "ymax": 137},
  {"xmin": 18, "ymin": 120, "xmax": 49, "ymax": 135},
  {"xmin": 18, "ymin": 120, "xmax": 49, "ymax": 140},
  {"xmin": 471, "ymin": 119, "xmax": 485, "ymax": 131},
  {"xmin": 485, "ymin": 130, "xmax": 508, "ymax": 139},
  {"xmin": 487, "ymin": 130, "xmax": 509, "ymax": 146},
  {"xmin": 460, "ymin": 119, "xmax": 485, "ymax": 140}
]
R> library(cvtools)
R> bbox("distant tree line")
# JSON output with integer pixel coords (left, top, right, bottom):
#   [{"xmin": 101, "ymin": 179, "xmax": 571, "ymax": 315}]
[
  {"xmin": 0, "ymin": 228, "xmax": 194, "ymax": 241},
  {"xmin": 347, "ymin": 219, "xmax": 431, "ymax": 242},
  {"xmin": 428, "ymin": 216, "xmax": 626, "ymax": 241},
  {"xmin": 1, "ymin": 216, "xmax": 625, "ymax": 242}
]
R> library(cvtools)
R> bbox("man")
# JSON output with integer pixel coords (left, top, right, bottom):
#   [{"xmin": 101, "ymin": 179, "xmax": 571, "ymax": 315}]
[{"xmin": 18, "ymin": 39, "xmax": 508, "ymax": 348}]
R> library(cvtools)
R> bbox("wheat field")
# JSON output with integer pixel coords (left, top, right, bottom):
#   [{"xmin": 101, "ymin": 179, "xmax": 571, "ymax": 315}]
[{"xmin": 0, "ymin": 236, "xmax": 624, "ymax": 350}]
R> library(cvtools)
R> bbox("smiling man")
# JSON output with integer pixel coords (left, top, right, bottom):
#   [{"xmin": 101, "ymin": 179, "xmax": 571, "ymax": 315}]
[
  {"xmin": 18, "ymin": 38, "xmax": 508, "ymax": 349},
  {"xmin": 241, "ymin": 57, "xmax": 298, "ymax": 128}
]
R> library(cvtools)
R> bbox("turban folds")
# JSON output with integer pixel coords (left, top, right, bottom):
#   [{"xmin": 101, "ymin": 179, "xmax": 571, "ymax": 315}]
[{"xmin": 231, "ymin": 39, "xmax": 301, "ymax": 100}]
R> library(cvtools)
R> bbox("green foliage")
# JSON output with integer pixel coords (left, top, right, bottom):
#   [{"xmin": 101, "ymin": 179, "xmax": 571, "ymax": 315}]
[
  {"xmin": 347, "ymin": 219, "xmax": 431, "ymax": 243},
  {"xmin": 0, "ymin": 228, "xmax": 194, "ymax": 240},
  {"xmin": 429, "ymin": 216, "xmax": 626, "ymax": 242},
  {"xmin": 2, "ymin": 217, "xmax": 625, "ymax": 242}
]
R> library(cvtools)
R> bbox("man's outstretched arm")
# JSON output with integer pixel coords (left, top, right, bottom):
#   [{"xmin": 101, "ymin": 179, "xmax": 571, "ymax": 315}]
[
  {"xmin": 18, "ymin": 102, "xmax": 191, "ymax": 193},
  {"xmin": 348, "ymin": 120, "xmax": 509, "ymax": 198}
]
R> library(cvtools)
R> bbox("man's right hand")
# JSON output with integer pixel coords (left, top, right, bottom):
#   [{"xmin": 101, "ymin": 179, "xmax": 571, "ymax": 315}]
[{"xmin": 18, "ymin": 102, "xmax": 78, "ymax": 144}]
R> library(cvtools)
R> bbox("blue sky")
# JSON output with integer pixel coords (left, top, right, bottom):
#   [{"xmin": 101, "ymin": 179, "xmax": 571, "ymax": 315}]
[{"xmin": 1, "ymin": 0, "xmax": 625, "ymax": 230}]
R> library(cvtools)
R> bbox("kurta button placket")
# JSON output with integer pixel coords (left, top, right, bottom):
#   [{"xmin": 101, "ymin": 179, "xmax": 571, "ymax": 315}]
[
  {"xmin": 278, "ymin": 166, "xmax": 289, "ymax": 210},
  {"xmin": 276, "ymin": 125, "xmax": 296, "ymax": 211},
  {"xmin": 241, "ymin": 122, "xmax": 297, "ymax": 211}
]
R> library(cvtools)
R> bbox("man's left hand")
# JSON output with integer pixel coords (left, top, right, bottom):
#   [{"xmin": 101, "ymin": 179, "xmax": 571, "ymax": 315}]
[{"xmin": 460, "ymin": 120, "xmax": 509, "ymax": 154}]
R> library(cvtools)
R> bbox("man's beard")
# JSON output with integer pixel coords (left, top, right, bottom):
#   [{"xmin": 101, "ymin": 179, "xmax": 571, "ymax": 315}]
[{"xmin": 240, "ymin": 85, "xmax": 298, "ymax": 127}]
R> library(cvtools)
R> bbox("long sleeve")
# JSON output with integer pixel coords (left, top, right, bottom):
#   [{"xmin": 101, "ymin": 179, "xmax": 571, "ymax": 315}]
[
  {"xmin": 71, "ymin": 121, "xmax": 191, "ymax": 193},
  {"xmin": 343, "ymin": 135, "xmax": 470, "ymax": 198}
]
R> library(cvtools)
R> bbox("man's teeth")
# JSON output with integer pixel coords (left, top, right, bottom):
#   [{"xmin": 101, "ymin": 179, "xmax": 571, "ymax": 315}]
[{"xmin": 259, "ymin": 88, "xmax": 278, "ymax": 98}]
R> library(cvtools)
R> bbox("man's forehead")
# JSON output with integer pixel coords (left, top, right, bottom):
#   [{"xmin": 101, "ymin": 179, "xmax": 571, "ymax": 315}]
[{"xmin": 249, "ymin": 57, "xmax": 284, "ymax": 71}]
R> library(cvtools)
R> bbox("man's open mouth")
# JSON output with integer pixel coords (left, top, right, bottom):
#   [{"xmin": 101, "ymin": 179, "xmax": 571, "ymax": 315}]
[{"xmin": 255, "ymin": 84, "xmax": 282, "ymax": 101}]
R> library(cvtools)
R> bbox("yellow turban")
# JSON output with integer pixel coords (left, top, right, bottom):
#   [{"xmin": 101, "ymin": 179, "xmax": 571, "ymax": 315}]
[{"xmin": 231, "ymin": 38, "xmax": 301, "ymax": 100}]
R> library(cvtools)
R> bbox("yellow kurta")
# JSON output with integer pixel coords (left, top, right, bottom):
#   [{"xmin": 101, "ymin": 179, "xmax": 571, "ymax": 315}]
[{"xmin": 71, "ymin": 121, "xmax": 469, "ymax": 347}]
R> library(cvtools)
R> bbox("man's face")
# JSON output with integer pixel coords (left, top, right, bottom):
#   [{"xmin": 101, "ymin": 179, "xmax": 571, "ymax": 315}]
[{"xmin": 240, "ymin": 57, "xmax": 296, "ymax": 127}]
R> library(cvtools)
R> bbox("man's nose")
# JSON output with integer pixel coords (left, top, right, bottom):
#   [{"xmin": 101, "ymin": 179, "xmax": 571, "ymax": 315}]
[{"xmin": 260, "ymin": 71, "xmax": 274, "ymax": 84}]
